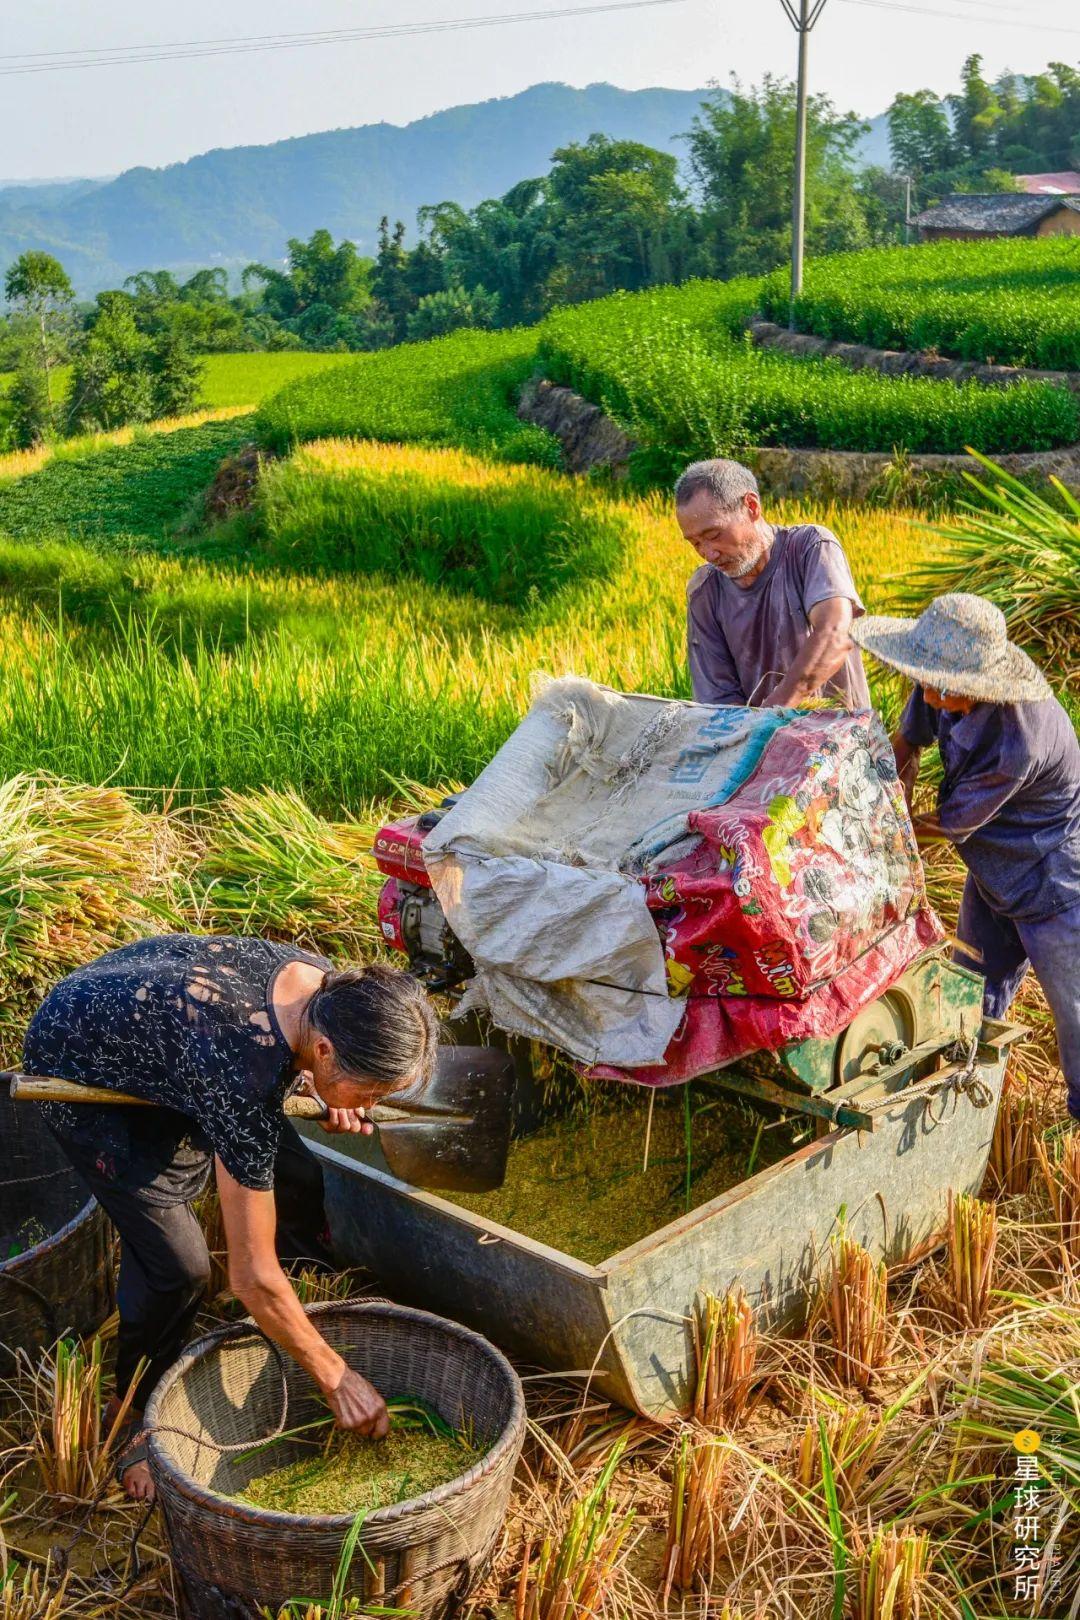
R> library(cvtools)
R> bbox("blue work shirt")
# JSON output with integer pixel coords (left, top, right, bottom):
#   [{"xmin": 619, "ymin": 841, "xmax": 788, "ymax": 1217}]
[{"xmin": 900, "ymin": 688, "xmax": 1080, "ymax": 921}]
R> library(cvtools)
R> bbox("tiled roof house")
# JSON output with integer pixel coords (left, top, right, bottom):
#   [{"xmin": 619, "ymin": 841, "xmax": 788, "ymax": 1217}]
[{"xmin": 916, "ymin": 193, "xmax": 1080, "ymax": 241}]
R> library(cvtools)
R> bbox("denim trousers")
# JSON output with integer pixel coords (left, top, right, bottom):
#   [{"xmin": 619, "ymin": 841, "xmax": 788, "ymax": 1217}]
[{"xmin": 954, "ymin": 876, "xmax": 1080, "ymax": 1122}]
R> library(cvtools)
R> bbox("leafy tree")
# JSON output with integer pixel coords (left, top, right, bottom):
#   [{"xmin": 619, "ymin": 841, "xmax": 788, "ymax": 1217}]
[
  {"xmin": 887, "ymin": 90, "xmax": 954, "ymax": 177},
  {"xmin": 243, "ymin": 229, "xmax": 371, "ymax": 341},
  {"xmin": 148, "ymin": 329, "xmax": 203, "ymax": 418},
  {"xmin": 419, "ymin": 179, "xmax": 558, "ymax": 326},
  {"xmin": 370, "ymin": 218, "xmax": 416, "ymax": 341},
  {"xmin": 66, "ymin": 293, "xmax": 154, "ymax": 433},
  {"xmin": 950, "ymin": 55, "xmax": 1003, "ymax": 162},
  {"xmin": 544, "ymin": 135, "xmax": 700, "ymax": 302},
  {"xmin": 688, "ymin": 77, "xmax": 871, "ymax": 278},
  {"xmin": 7, "ymin": 356, "xmax": 54, "ymax": 449},
  {"xmin": 3, "ymin": 250, "xmax": 75, "ymax": 438},
  {"xmin": 406, "ymin": 283, "xmax": 499, "ymax": 341}
]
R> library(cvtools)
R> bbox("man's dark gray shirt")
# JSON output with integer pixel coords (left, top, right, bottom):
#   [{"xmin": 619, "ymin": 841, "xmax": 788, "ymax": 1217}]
[
  {"xmin": 901, "ymin": 688, "xmax": 1080, "ymax": 921},
  {"xmin": 686, "ymin": 523, "xmax": 871, "ymax": 710}
]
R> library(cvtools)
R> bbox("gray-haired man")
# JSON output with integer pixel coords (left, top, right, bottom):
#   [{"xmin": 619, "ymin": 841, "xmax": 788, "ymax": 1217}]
[{"xmin": 676, "ymin": 458, "xmax": 871, "ymax": 710}]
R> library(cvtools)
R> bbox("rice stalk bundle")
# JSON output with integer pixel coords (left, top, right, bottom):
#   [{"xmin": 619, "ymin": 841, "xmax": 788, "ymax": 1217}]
[
  {"xmin": 194, "ymin": 787, "xmax": 383, "ymax": 960},
  {"xmin": 660, "ymin": 1428, "xmax": 727, "ymax": 1602},
  {"xmin": 0, "ymin": 774, "xmax": 182, "ymax": 1060},
  {"xmin": 813, "ymin": 1232, "xmax": 890, "ymax": 1390},
  {"xmin": 789, "ymin": 1403, "xmax": 881, "ymax": 1510},
  {"xmin": 1035, "ymin": 1129, "xmax": 1080, "ymax": 1268},
  {"xmin": 515, "ymin": 1440, "xmax": 634, "ymax": 1620},
  {"xmin": 692, "ymin": 1287, "xmax": 757, "ymax": 1431},
  {"xmin": 945, "ymin": 1191, "xmax": 999, "ymax": 1330},
  {"xmin": 31, "ymin": 1335, "xmax": 141, "ymax": 1503},
  {"xmin": 0, "ymin": 1564, "xmax": 70, "ymax": 1620},
  {"xmin": 897, "ymin": 455, "xmax": 1080, "ymax": 667},
  {"xmin": 852, "ymin": 1525, "xmax": 930, "ymax": 1620},
  {"xmin": 985, "ymin": 1064, "xmax": 1053, "ymax": 1199}
]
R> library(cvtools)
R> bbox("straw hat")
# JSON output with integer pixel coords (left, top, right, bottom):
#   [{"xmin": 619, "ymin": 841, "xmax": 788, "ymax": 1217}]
[{"xmin": 850, "ymin": 593, "xmax": 1051, "ymax": 704}]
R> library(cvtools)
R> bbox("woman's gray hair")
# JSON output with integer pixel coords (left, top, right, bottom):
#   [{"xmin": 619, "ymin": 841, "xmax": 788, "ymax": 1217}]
[{"xmin": 674, "ymin": 458, "xmax": 759, "ymax": 513}]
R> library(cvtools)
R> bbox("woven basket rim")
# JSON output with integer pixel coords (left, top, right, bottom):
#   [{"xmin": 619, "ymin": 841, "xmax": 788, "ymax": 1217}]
[
  {"xmin": 0, "ymin": 1197, "xmax": 100, "ymax": 1277},
  {"xmin": 145, "ymin": 1299, "xmax": 525, "ymax": 1529}
]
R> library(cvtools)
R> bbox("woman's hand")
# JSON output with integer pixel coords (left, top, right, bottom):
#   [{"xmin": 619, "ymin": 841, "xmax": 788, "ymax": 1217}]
[
  {"xmin": 324, "ymin": 1366, "xmax": 390, "ymax": 1438},
  {"xmin": 320, "ymin": 1105, "xmax": 372, "ymax": 1136},
  {"xmin": 294, "ymin": 1070, "xmax": 373, "ymax": 1135}
]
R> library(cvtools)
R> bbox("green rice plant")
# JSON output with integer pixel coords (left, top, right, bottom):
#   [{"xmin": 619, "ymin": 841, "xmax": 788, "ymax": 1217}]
[
  {"xmin": 949, "ymin": 1301, "xmax": 1080, "ymax": 1501},
  {"xmin": 198, "ymin": 352, "xmax": 358, "ymax": 411},
  {"xmin": 30, "ymin": 1336, "xmax": 143, "ymax": 1504},
  {"xmin": 760, "ymin": 238, "xmax": 1080, "ymax": 370},
  {"xmin": 896, "ymin": 454, "xmax": 1080, "ymax": 666},
  {"xmin": 194, "ymin": 786, "xmax": 385, "ymax": 959},
  {"xmin": 1035, "ymin": 1128, "xmax": 1080, "ymax": 1268},
  {"xmin": 0, "ymin": 775, "xmax": 182, "ymax": 1060},
  {"xmin": 944, "ymin": 1190, "xmax": 999, "ymax": 1331},
  {"xmin": 256, "ymin": 327, "xmax": 558, "ymax": 466},
  {"xmin": 811, "ymin": 1228, "xmax": 890, "ymax": 1390},
  {"xmin": 258, "ymin": 439, "xmax": 623, "ymax": 606},
  {"xmin": 692, "ymin": 1287, "xmax": 757, "ymax": 1431},
  {"xmin": 516, "ymin": 1440, "xmax": 635, "ymax": 1620}
]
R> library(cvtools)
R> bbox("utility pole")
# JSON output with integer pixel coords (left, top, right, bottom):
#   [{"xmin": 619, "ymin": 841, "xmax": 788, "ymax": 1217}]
[{"xmin": 778, "ymin": 0, "xmax": 830, "ymax": 328}]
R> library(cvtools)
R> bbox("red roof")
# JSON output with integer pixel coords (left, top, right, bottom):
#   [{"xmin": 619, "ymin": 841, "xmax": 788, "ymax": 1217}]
[{"xmin": 1016, "ymin": 171, "xmax": 1080, "ymax": 195}]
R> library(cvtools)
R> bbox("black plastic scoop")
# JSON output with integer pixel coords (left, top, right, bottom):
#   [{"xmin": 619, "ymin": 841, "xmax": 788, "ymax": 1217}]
[{"xmin": 4, "ymin": 1044, "xmax": 514, "ymax": 1194}]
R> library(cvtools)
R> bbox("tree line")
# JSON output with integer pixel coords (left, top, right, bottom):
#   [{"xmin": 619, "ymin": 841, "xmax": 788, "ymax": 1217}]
[{"xmin": 3, "ymin": 56, "xmax": 1076, "ymax": 448}]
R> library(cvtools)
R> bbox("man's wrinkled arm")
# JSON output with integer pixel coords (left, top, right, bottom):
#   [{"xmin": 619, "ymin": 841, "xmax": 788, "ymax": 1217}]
[{"xmin": 765, "ymin": 597, "xmax": 854, "ymax": 708}]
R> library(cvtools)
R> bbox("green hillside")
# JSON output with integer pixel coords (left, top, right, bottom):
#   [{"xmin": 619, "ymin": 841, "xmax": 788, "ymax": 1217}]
[
  {"xmin": 257, "ymin": 272, "xmax": 1080, "ymax": 470},
  {"xmin": 0, "ymin": 83, "xmax": 707, "ymax": 294}
]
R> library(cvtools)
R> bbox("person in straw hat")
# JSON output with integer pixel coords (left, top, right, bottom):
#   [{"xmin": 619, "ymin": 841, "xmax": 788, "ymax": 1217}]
[{"xmin": 851, "ymin": 593, "xmax": 1080, "ymax": 1124}]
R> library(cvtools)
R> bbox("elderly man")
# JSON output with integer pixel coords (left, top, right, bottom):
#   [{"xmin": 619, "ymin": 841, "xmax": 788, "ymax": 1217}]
[
  {"xmin": 852, "ymin": 593, "xmax": 1080, "ymax": 1124},
  {"xmin": 677, "ymin": 458, "xmax": 870, "ymax": 710}
]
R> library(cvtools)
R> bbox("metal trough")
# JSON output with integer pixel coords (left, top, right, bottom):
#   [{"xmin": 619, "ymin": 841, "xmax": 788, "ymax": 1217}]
[{"xmin": 302, "ymin": 1021, "xmax": 1019, "ymax": 1418}]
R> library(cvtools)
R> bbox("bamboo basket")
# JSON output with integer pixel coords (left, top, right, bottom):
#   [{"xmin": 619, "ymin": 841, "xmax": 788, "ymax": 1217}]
[
  {"xmin": 146, "ymin": 1300, "xmax": 525, "ymax": 1620},
  {"xmin": 0, "ymin": 1088, "xmax": 113, "ymax": 1357}
]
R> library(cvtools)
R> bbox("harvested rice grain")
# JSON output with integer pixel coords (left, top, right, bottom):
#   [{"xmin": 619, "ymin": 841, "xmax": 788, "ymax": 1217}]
[
  {"xmin": 240, "ymin": 1422, "xmax": 475, "ymax": 1516},
  {"xmin": 450, "ymin": 1087, "xmax": 796, "ymax": 1265}
]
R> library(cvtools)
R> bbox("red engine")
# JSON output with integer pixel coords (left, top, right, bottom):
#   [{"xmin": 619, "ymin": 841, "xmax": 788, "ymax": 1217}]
[
  {"xmin": 374, "ymin": 797, "xmax": 683, "ymax": 992},
  {"xmin": 374, "ymin": 799, "xmax": 475, "ymax": 990}
]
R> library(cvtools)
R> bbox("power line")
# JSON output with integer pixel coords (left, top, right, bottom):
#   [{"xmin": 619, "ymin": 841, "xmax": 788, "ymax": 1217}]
[
  {"xmin": 837, "ymin": 0, "xmax": 1080, "ymax": 34},
  {"xmin": 0, "ymin": 0, "xmax": 690, "ymax": 76}
]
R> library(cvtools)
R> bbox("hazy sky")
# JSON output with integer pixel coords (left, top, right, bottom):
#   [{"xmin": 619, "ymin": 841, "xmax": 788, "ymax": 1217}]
[{"xmin": 3, "ymin": 0, "xmax": 1076, "ymax": 180}]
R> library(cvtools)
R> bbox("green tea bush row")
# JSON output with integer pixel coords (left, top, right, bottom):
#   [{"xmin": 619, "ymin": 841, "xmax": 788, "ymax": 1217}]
[
  {"xmin": 539, "ymin": 288, "xmax": 1080, "ymax": 476},
  {"xmin": 759, "ymin": 238, "xmax": 1080, "ymax": 370},
  {"xmin": 256, "ymin": 327, "xmax": 558, "ymax": 465}
]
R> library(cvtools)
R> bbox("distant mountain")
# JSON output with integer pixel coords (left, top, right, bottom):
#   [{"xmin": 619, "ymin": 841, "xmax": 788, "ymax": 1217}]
[
  {"xmin": 854, "ymin": 112, "xmax": 892, "ymax": 171},
  {"xmin": 0, "ymin": 83, "xmax": 712, "ymax": 295}
]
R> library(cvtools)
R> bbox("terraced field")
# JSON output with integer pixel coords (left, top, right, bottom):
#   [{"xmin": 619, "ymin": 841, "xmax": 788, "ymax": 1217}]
[{"xmin": 0, "ymin": 253, "xmax": 1076, "ymax": 1620}]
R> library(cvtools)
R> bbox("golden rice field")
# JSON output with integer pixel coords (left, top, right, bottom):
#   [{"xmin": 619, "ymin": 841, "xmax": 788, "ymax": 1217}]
[{"xmin": 0, "ymin": 426, "xmax": 1075, "ymax": 1620}]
